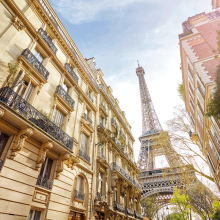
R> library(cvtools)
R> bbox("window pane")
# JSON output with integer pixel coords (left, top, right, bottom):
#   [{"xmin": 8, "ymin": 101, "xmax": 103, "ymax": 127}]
[
  {"xmin": 44, "ymin": 158, "xmax": 53, "ymax": 180},
  {"xmin": 37, "ymin": 54, "xmax": 44, "ymax": 63},
  {"xmin": 77, "ymin": 176, "xmax": 83, "ymax": 192},
  {"xmin": 33, "ymin": 211, "xmax": 41, "ymax": 220},
  {"xmin": 39, "ymin": 157, "xmax": 47, "ymax": 177},
  {"xmin": 62, "ymin": 83, "xmax": 68, "ymax": 93},
  {"xmin": 27, "ymin": 210, "xmax": 33, "ymax": 220},
  {"xmin": 81, "ymin": 133, "xmax": 88, "ymax": 153},
  {"xmin": 0, "ymin": 133, "xmax": 9, "ymax": 157},
  {"xmin": 32, "ymin": 49, "xmax": 39, "ymax": 57}
]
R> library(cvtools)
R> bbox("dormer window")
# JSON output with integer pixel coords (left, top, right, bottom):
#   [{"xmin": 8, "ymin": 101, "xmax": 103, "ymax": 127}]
[{"xmin": 32, "ymin": 49, "xmax": 44, "ymax": 63}]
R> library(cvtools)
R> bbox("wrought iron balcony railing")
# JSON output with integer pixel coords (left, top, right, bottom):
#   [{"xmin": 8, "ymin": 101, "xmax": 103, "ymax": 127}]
[
  {"xmin": 97, "ymin": 192, "xmax": 107, "ymax": 200},
  {"xmin": 120, "ymin": 130, "xmax": 126, "ymax": 140},
  {"xmin": 114, "ymin": 201, "xmax": 125, "ymax": 213},
  {"xmin": 22, "ymin": 48, "xmax": 50, "ymax": 81},
  {"xmin": 0, "ymin": 87, "xmax": 74, "ymax": 150},
  {"xmin": 65, "ymin": 63, "xmax": 79, "ymax": 84},
  {"xmin": 55, "ymin": 85, "xmax": 75, "ymax": 109},
  {"xmin": 38, "ymin": 28, "xmax": 58, "ymax": 54},
  {"xmin": 134, "ymin": 211, "xmax": 143, "ymax": 220},
  {"xmin": 111, "ymin": 162, "xmax": 142, "ymax": 190},
  {"xmin": 125, "ymin": 206, "xmax": 134, "ymax": 216},
  {"xmin": 86, "ymin": 92, "xmax": 94, "ymax": 103},
  {"xmin": 36, "ymin": 175, "xmax": 53, "ymax": 190},
  {"xmin": 99, "ymin": 151, "xmax": 106, "ymax": 160},
  {"xmin": 75, "ymin": 190, "xmax": 85, "ymax": 201},
  {"xmin": 0, "ymin": 159, "xmax": 4, "ymax": 171},
  {"xmin": 111, "ymin": 118, "xmax": 119, "ymax": 129},
  {"xmin": 84, "ymin": 113, "xmax": 92, "ymax": 125},
  {"xmin": 79, "ymin": 149, "xmax": 90, "ymax": 163},
  {"xmin": 112, "ymin": 137, "xmax": 121, "ymax": 149}
]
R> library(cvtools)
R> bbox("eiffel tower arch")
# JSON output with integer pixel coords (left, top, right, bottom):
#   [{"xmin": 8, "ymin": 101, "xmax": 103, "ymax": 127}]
[{"xmin": 136, "ymin": 64, "xmax": 196, "ymax": 203}]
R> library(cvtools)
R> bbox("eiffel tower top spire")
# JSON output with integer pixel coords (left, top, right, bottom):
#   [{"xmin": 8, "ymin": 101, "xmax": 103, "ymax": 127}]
[{"xmin": 136, "ymin": 64, "xmax": 162, "ymax": 135}]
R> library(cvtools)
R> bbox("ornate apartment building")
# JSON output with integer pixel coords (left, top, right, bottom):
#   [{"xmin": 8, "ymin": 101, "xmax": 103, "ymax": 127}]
[
  {"xmin": 0, "ymin": 0, "xmax": 142, "ymax": 220},
  {"xmin": 179, "ymin": 9, "xmax": 220, "ymax": 191}
]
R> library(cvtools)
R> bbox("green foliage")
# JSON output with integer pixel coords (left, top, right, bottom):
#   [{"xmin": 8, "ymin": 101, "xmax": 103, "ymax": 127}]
[
  {"xmin": 177, "ymin": 83, "xmax": 185, "ymax": 102},
  {"xmin": 206, "ymin": 64, "xmax": 220, "ymax": 119},
  {"xmin": 164, "ymin": 213, "xmax": 182, "ymax": 220},
  {"xmin": 114, "ymin": 127, "xmax": 118, "ymax": 137},
  {"xmin": 210, "ymin": 201, "xmax": 220, "ymax": 220},
  {"xmin": 170, "ymin": 188, "xmax": 192, "ymax": 220}
]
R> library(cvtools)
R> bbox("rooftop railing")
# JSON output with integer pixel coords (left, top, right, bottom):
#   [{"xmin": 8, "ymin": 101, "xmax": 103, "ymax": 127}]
[
  {"xmin": 22, "ymin": 48, "xmax": 50, "ymax": 81},
  {"xmin": 0, "ymin": 87, "xmax": 74, "ymax": 150},
  {"xmin": 55, "ymin": 85, "xmax": 75, "ymax": 109},
  {"xmin": 38, "ymin": 28, "xmax": 58, "ymax": 54}
]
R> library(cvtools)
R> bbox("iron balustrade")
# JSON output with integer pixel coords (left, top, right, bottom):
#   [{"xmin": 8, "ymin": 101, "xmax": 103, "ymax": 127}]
[
  {"xmin": 97, "ymin": 192, "xmax": 107, "ymax": 200},
  {"xmin": 111, "ymin": 162, "xmax": 142, "ymax": 190},
  {"xmin": 22, "ymin": 48, "xmax": 50, "ymax": 81},
  {"xmin": 125, "ymin": 206, "xmax": 134, "ymax": 216},
  {"xmin": 114, "ymin": 201, "xmax": 125, "ymax": 213},
  {"xmin": 38, "ymin": 28, "xmax": 58, "ymax": 54},
  {"xmin": 99, "ymin": 151, "xmax": 106, "ymax": 160},
  {"xmin": 84, "ymin": 113, "xmax": 92, "ymax": 125},
  {"xmin": 0, "ymin": 87, "xmax": 74, "ymax": 150},
  {"xmin": 36, "ymin": 175, "xmax": 53, "ymax": 190},
  {"xmin": 134, "ymin": 211, "xmax": 143, "ymax": 220},
  {"xmin": 111, "ymin": 118, "xmax": 119, "ymax": 129},
  {"xmin": 37, "ymin": 0, "xmax": 99, "ymax": 91},
  {"xmin": 64, "ymin": 63, "xmax": 79, "ymax": 83},
  {"xmin": 55, "ymin": 85, "xmax": 75, "ymax": 109},
  {"xmin": 0, "ymin": 159, "xmax": 4, "ymax": 171},
  {"xmin": 75, "ymin": 190, "xmax": 85, "ymax": 201},
  {"xmin": 79, "ymin": 149, "xmax": 90, "ymax": 163},
  {"xmin": 120, "ymin": 130, "xmax": 126, "ymax": 140},
  {"xmin": 86, "ymin": 92, "xmax": 94, "ymax": 103},
  {"xmin": 112, "ymin": 137, "xmax": 121, "ymax": 149}
]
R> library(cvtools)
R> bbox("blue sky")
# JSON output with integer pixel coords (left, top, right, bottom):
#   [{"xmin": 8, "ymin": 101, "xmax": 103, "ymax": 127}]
[{"xmin": 48, "ymin": 0, "xmax": 212, "ymax": 163}]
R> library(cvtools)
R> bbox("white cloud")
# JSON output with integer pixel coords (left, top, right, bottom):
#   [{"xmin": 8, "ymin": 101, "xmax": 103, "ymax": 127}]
[{"xmin": 51, "ymin": 0, "xmax": 155, "ymax": 24}]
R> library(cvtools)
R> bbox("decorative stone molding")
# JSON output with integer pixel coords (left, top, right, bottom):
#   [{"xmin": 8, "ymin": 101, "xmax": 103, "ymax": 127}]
[
  {"xmin": 78, "ymin": 94, "xmax": 84, "ymax": 104},
  {"xmin": 35, "ymin": 142, "xmax": 53, "ymax": 170},
  {"xmin": 12, "ymin": 17, "xmax": 26, "ymax": 31},
  {"xmin": 56, "ymin": 153, "xmax": 70, "ymax": 178},
  {"xmin": 10, "ymin": 127, "xmax": 33, "ymax": 159},
  {"xmin": 0, "ymin": 107, "xmax": 4, "ymax": 118},
  {"xmin": 111, "ymin": 173, "xmax": 118, "ymax": 188},
  {"xmin": 65, "ymin": 155, "xmax": 79, "ymax": 169}
]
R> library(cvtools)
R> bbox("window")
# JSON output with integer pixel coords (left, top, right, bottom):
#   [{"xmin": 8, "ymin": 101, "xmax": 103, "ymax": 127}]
[
  {"xmin": 37, "ymin": 157, "xmax": 53, "ymax": 189},
  {"xmin": 16, "ymin": 79, "xmax": 34, "ymax": 102},
  {"xmin": 115, "ymin": 188, "xmax": 117, "ymax": 201},
  {"xmin": 28, "ymin": 210, "xmax": 41, "ymax": 220},
  {"xmin": 32, "ymin": 49, "xmax": 44, "ymax": 63},
  {"xmin": 62, "ymin": 82, "xmax": 69, "ymax": 93},
  {"xmin": 98, "ymin": 172, "xmax": 103, "ymax": 193},
  {"xmin": 85, "ymin": 108, "xmax": 90, "ymax": 117},
  {"xmin": 100, "ymin": 116, "xmax": 105, "ymax": 126},
  {"xmin": 114, "ymin": 154, "xmax": 117, "ymax": 163},
  {"xmin": 100, "ymin": 145, "xmax": 104, "ymax": 155},
  {"xmin": 45, "ymin": 30, "xmax": 53, "ymax": 40},
  {"xmin": 0, "ymin": 133, "xmax": 9, "ymax": 159},
  {"xmin": 53, "ymin": 108, "xmax": 65, "ymax": 128},
  {"xmin": 76, "ymin": 176, "xmax": 83, "ymax": 193},
  {"xmin": 81, "ymin": 133, "xmax": 88, "ymax": 153}
]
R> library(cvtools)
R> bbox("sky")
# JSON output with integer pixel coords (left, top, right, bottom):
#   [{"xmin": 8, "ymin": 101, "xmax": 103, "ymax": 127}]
[{"xmin": 48, "ymin": 0, "xmax": 212, "ymax": 163}]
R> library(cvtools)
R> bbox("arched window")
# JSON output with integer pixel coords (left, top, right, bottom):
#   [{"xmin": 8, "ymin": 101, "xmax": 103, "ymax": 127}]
[{"xmin": 75, "ymin": 175, "xmax": 85, "ymax": 201}]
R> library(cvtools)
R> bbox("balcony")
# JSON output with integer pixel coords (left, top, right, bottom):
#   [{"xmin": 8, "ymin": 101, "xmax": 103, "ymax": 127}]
[
  {"xmin": 111, "ymin": 118, "xmax": 119, "ymax": 129},
  {"xmin": 97, "ymin": 192, "xmax": 107, "ymax": 200},
  {"xmin": 75, "ymin": 190, "xmax": 85, "ymax": 201},
  {"xmin": 38, "ymin": 28, "xmax": 58, "ymax": 54},
  {"xmin": 84, "ymin": 113, "xmax": 92, "ymax": 125},
  {"xmin": 112, "ymin": 137, "xmax": 121, "ymax": 149},
  {"xmin": 0, "ymin": 87, "xmax": 74, "ymax": 150},
  {"xmin": 79, "ymin": 149, "xmax": 90, "ymax": 163},
  {"xmin": 134, "ymin": 211, "xmax": 143, "ymax": 220},
  {"xmin": 65, "ymin": 63, "xmax": 79, "ymax": 84},
  {"xmin": 111, "ymin": 162, "xmax": 142, "ymax": 191},
  {"xmin": 120, "ymin": 130, "xmax": 126, "ymax": 141},
  {"xmin": 55, "ymin": 85, "xmax": 75, "ymax": 109},
  {"xmin": 114, "ymin": 201, "xmax": 125, "ymax": 213},
  {"xmin": 99, "ymin": 151, "xmax": 106, "ymax": 160},
  {"xmin": 36, "ymin": 175, "xmax": 53, "ymax": 190},
  {"xmin": 125, "ymin": 206, "xmax": 134, "ymax": 217},
  {"xmin": 21, "ymin": 48, "xmax": 50, "ymax": 81},
  {"xmin": 87, "ymin": 92, "xmax": 94, "ymax": 103}
]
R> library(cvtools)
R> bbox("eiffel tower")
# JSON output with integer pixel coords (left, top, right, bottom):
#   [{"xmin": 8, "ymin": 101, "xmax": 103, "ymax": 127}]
[{"xmin": 136, "ymin": 63, "xmax": 196, "ymax": 202}]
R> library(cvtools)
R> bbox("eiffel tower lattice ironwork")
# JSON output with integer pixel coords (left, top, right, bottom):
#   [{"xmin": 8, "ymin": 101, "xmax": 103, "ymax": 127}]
[{"xmin": 136, "ymin": 63, "xmax": 196, "ymax": 202}]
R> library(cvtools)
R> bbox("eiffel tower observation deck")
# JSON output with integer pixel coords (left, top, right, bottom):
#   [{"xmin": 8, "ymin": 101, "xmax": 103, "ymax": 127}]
[{"xmin": 136, "ymin": 63, "xmax": 196, "ymax": 202}]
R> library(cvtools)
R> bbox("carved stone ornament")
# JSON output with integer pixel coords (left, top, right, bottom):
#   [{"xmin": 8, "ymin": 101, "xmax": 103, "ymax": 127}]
[
  {"xmin": 10, "ymin": 127, "xmax": 33, "ymax": 159},
  {"xmin": 12, "ymin": 16, "xmax": 26, "ymax": 31},
  {"xmin": 78, "ymin": 94, "xmax": 84, "ymax": 104},
  {"xmin": 56, "ymin": 153, "xmax": 70, "ymax": 178},
  {"xmin": 0, "ymin": 107, "xmax": 4, "ymax": 118},
  {"xmin": 111, "ymin": 173, "xmax": 118, "ymax": 189},
  {"xmin": 35, "ymin": 142, "xmax": 53, "ymax": 170}
]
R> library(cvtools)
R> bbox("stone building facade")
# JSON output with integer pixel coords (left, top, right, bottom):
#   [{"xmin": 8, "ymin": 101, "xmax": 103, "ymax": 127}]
[
  {"xmin": 0, "ymin": 0, "xmax": 142, "ymax": 220},
  {"xmin": 179, "ymin": 9, "xmax": 220, "ymax": 191}
]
